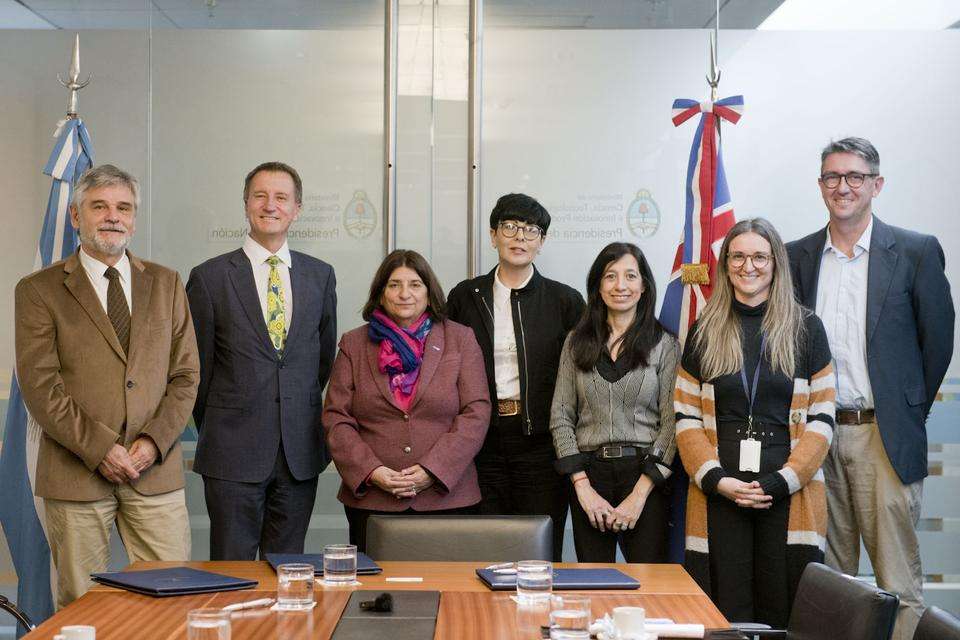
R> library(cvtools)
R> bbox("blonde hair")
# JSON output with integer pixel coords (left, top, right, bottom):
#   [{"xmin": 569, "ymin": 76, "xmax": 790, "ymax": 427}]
[{"xmin": 691, "ymin": 218, "xmax": 804, "ymax": 380}]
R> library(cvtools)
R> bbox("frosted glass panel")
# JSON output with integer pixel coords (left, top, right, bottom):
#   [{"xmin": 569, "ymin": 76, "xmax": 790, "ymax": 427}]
[
  {"xmin": 0, "ymin": 30, "xmax": 150, "ymax": 383},
  {"xmin": 149, "ymin": 29, "xmax": 384, "ymax": 334},
  {"xmin": 482, "ymin": 29, "xmax": 960, "ymax": 375}
]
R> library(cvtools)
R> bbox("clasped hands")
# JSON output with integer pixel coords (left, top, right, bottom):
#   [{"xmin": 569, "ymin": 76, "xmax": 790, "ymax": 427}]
[
  {"xmin": 717, "ymin": 477, "xmax": 773, "ymax": 509},
  {"xmin": 97, "ymin": 437, "xmax": 159, "ymax": 484},
  {"xmin": 370, "ymin": 464, "xmax": 434, "ymax": 499},
  {"xmin": 574, "ymin": 475, "xmax": 651, "ymax": 533}
]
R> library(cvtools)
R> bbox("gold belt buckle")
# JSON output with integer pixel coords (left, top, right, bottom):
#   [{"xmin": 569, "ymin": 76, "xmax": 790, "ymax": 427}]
[{"xmin": 497, "ymin": 399, "xmax": 520, "ymax": 416}]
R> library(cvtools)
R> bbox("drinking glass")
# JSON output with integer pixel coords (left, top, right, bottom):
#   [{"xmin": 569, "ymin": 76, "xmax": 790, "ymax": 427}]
[
  {"xmin": 187, "ymin": 609, "xmax": 231, "ymax": 640},
  {"xmin": 323, "ymin": 543, "xmax": 358, "ymax": 584},
  {"xmin": 515, "ymin": 560, "xmax": 552, "ymax": 604},
  {"xmin": 277, "ymin": 563, "xmax": 315, "ymax": 610},
  {"xmin": 549, "ymin": 595, "xmax": 591, "ymax": 639}
]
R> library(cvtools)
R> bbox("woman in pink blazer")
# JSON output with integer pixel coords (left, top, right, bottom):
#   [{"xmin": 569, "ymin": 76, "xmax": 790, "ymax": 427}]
[{"xmin": 322, "ymin": 249, "xmax": 491, "ymax": 551}]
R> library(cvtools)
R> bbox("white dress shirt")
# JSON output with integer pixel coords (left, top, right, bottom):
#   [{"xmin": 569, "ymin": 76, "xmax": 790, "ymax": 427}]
[
  {"xmin": 78, "ymin": 246, "xmax": 132, "ymax": 314},
  {"xmin": 816, "ymin": 218, "xmax": 873, "ymax": 409},
  {"xmin": 492, "ymin": 266, "xmax": 533, "ymax": 401},
  {"xmin": 243, "ymin": 235, "xmax": 293, "ymax": 326}
]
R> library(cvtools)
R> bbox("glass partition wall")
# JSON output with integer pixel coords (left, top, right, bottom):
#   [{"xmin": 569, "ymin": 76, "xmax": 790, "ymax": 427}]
[{"xmin": 1, "ymin": 2, "xmax": 959, "ymax": 629}]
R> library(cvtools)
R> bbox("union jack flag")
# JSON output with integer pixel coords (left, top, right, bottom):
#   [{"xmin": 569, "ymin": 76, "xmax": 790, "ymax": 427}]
[
  {"xmin": 660, "ymin": 95, "xmax": 742, "ymax": 564},
  {"xmin": 660, "ymin": 95, "xmax": 743, "ymax": 345}
]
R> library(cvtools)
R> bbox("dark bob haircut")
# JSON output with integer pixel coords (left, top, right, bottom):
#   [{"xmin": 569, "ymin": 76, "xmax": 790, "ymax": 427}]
[
  {"xmin": 243, "ymin": 161, "xmax": 303, "ymax": 204},
  {"xmin": 489, "ymin": 193, "xmax": 551, "ymax": 234},
  {"xmin": 362, "ymin": 249, "xmax": 447, "ymax": 322},
  {"xmin": 570, "ymin": 242, "xmax": 666, "ymax": 371}
]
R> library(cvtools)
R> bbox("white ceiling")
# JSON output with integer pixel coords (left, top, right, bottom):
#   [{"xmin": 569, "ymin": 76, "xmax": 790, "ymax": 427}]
[
  {"xmin": 3, "ymin": 0, "xmax": 790, "ymax": 30},
  {"xmin": 5, "ymin": 0, "xmax": 959, "ymax": 31}
]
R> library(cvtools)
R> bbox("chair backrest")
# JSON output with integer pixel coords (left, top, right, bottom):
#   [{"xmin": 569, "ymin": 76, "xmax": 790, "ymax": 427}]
[
  {"xmin": 365, "ymin": 515, "xmax": 552, "ymax": 561},
  {"xmin": 787, "ymin": 563, "xmax": 899, "ymax": 640},
  {"xmin": 914, "ymin": 606, "xmax": 960, "ymax": 640},
  {"xmin": 0, "ymin": 594, "xmax": 36, "ymax": 631}
]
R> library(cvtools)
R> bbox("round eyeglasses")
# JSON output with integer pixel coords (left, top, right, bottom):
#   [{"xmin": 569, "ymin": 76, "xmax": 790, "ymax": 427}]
[
  {"xmin": 727, "ymin": 252, "xmax": 771, "ymax": 269},
  {"xmin": 819, "ymin": 172, "xmax": 877, "ymax": 189},
  {"xmin": 498, "ymin": 221, "xmax": 543, "ymax": 241}
]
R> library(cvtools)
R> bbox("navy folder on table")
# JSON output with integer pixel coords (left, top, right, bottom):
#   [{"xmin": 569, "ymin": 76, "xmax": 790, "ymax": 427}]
[
  {"xmin": 90, "ymin": 567, "xmax": 258, "ymax": 597},
  {"xmin": 475, "ymin": 568, "xmax": 639, "ymax": 591},
  {"xmin": 265, "ymin": 553, "xmax": 382, "ymax": 576}
]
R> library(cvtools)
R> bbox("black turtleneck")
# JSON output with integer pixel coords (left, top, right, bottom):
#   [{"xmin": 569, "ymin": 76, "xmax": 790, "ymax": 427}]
[
  {"xmin": 678, "ymin": 299, "xmax": 835, "ymax": 502},
  {"xmin": 711, "ymin": 299, "xmax": 794, "ymax": 432},
  {"xmin": 706, "ymin": 298, "xmax": 794, "ymax": 501}
]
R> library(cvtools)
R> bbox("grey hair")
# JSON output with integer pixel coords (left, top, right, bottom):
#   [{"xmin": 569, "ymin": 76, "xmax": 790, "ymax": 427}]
[
  {"xmin": 820, "ymin": 137, "xmax": 880, "ymax": 173},
  {"xmin": 71, "ymin": 164, "xmax": 141, "ymax": 211}
]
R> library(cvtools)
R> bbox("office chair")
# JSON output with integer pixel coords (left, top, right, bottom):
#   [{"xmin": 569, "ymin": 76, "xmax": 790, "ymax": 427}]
[
  {"xmin": 735, "ymin": 563, "xmax": 899, "ymax": 640},
  {"xmin": 0, "ymin": 594, "xmax": 36, "ymax": 632},
  {"xmin": 913, "ymin": 605, "xmax": 960, "ymax": 640},
  {"xmin": 365, "ymin": 514, "xmax": 552, "ymax": 561}
]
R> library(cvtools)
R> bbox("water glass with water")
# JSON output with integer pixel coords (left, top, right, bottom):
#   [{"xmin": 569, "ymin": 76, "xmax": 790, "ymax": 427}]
[
  {"xmin": 187, "ymin": 609, "xmax": 231, "ymax": 640},
  {"xmin": 549, "ymin": 595, "xmax": 591, "ymax": 639},
  {"xmin": 323, "ymin": 543, "xmax": 358, "ymax": 584},
  {"xmin": 516, "ymin": 560, "xmax": 553, "ymax": 603},
  {"xmin": 277, "ymin": 563, "xmax": 316, "ymax": 610}
]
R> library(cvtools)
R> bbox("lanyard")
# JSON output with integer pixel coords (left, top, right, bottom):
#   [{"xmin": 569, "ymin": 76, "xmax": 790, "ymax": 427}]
[{"xmin": 739, "ymin": 334, "xmax": 766, "ymax": 439}]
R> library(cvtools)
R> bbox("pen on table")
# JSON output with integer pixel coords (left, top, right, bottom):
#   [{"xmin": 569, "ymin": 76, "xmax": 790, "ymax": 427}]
[
  {"xmin": 222, "ymin": 597, "xmax": 275, "ymax": 612},
  {"xmin": 484, "ymin": 562, "xmax": 517, "ymax": 574}
]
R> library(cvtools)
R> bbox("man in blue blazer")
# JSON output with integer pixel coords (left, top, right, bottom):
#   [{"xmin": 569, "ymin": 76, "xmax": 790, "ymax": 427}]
[
  {"xmin": 787, "ymin": 138, "xmax": 954, "ymax": 640},
  {"xmin": 187, "ymin": 162, "xmax": 337, "ymax": 560}
]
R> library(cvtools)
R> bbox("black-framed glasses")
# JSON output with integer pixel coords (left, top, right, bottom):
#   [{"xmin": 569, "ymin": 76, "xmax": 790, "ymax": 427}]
[
  {"xmin": 727, "ymin": 252, "xmax": 772, "ymax": 269},
  {"xmin": 819, "ymin": 172, "xmax": 878, "ymax": 189},
  {"xmin": 498, "ymin": 221, "xmax": 543, "ymax": 241}
]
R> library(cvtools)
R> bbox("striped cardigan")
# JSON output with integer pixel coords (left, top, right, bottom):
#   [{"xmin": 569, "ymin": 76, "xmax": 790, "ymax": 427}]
[{"xmin": 674, "ymin": 312, "xmax": 836, "ymax": 597}]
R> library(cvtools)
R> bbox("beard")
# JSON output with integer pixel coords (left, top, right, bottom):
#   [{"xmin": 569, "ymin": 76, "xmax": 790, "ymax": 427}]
[{"xmin": 84, "ymin": 229, "xmax": 131, "ymax": 257}]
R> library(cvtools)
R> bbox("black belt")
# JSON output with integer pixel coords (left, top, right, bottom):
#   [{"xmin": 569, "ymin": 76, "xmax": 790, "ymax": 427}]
[
  {"xmin": 593, "ymin": 445, "xmax": 643, "ymax": 460},
  {"xmin": 836, "ymin": 409, "xmax": 875, "ymax": 425}
]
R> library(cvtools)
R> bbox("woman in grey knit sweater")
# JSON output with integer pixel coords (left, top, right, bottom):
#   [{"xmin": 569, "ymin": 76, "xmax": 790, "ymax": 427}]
[{"xmin": 550, "ymin": 242, "xmax": 679, "ymax": 562}]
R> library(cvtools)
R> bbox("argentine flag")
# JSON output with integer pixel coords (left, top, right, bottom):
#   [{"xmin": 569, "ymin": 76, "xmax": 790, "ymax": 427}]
[{"xmin": 0, "ymin": 117, "xmax": 93, "ymax": 636}]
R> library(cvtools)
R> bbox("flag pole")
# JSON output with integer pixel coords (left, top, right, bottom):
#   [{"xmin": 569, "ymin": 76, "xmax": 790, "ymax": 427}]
[
  {"xmin": 0, "ymin": 34, "xmax": 96, "ymax": 636},
  {"xmin": 57, "ymin": 34, "xmax": 91, "ymax": 120},
  {"xmin": 707, "ymin": 1, "xmax": 720, "ymax": 108}
]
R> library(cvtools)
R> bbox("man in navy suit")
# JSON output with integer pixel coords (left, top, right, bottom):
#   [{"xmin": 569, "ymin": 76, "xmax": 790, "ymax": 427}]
[
  {"xmin": 187, "ymin": 161, "xmax": 337, "ymax": 560},
  {"xmin": 787, "ymin": 138, "xmax": 954, "ymax": 640}
]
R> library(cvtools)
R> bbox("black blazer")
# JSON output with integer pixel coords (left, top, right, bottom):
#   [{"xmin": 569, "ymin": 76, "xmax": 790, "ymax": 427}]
[
  {"xmin": 186, "ymin": 248, "xmax": 337, "ymax": 482},
  {"xmin": 787, "ymin": 215, "xmax": 954, "ymax": 484}
]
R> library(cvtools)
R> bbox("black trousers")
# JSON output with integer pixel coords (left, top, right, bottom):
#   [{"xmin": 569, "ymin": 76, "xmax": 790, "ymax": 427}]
[
  {"xmin": 707, "ymin": 491, "xmax": 790, "ymax": 626},
  {"xmin": 343, "ymin": 503, "xmax": 480, "ymax": 553},
  {"xmin": 203, "ymin": 447, "xmax": 318, "ymax": 560},
  {"xmin": 475, "ymin": 414, "xmax": 568, "ymax": 562},
  {"xmin": 710, "ymin": 434, "xmax": 792, "ymax": 627},
  {"xmin": 569, "ymin": 455, "xmax": 669, "ymax": 563}
]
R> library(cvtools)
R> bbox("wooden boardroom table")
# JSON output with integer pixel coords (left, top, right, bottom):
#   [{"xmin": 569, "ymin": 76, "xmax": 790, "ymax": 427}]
[{"xmin": 25, "ymin": 561, "xmax": 729, "ymax": 639}]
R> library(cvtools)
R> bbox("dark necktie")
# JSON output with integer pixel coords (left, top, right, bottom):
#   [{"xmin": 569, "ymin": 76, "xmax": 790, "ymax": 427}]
[{"xmin": 104, "ymin": 267, "xmax": 130, "ymax": 355}]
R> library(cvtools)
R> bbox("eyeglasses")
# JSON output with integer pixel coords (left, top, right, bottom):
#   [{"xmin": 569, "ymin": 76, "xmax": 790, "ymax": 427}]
[
  {"xmin": 727, "ymin": 252, "xmax": 772, "ymax": 269},
  {"xmin": 498, "ymin": 221, "xmax": 543, "ymax": 241},
  {"xmin": 819, "ymin": 172, "xmax": 878, "ymax": 189}
]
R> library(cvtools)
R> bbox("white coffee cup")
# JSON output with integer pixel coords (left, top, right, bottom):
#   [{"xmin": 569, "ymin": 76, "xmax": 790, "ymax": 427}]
[
  {"xmin": 60, "ymin": 625, "xmax": 96, "ymax": 640},
  {"xmin": 612, "ymin": 606, "xmax": 646, "ymax": 638}
]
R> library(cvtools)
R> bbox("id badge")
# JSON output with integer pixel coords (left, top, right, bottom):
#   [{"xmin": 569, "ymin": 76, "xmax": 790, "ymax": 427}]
[{"xmin": 739, "ymin": 438, "xmax": 761, "ymax": 472}]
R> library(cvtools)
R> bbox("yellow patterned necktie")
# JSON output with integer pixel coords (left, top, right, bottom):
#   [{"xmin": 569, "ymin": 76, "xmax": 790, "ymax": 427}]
[{"xmin": 266, "ymin": 256, "xmax": 287, "ymax": 353}]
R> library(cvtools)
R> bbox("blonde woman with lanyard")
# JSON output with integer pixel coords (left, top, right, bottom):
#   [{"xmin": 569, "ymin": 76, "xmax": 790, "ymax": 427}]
[{"xmin": 675, "ymin": 218, "xmax": 836, "ymax": 627}]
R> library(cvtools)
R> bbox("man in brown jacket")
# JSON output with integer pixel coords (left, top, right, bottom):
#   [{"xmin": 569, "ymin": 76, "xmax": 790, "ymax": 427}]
[{"xmin": 14, "ymin": 164, "xmax": 200, "ymax": 608}]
